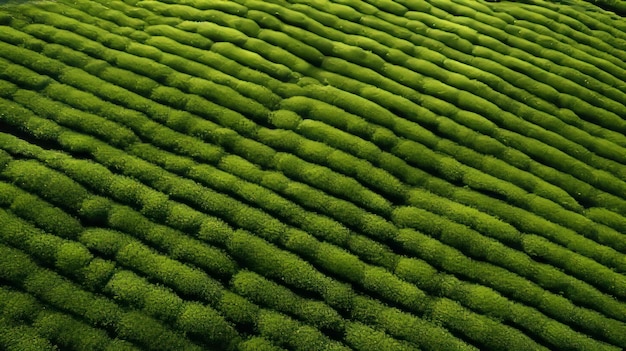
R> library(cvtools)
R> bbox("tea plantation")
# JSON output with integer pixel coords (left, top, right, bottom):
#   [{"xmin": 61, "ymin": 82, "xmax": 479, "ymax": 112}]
[{"xmin": 0, "ymin": 0, "xmax": 625, "ymax": 350}]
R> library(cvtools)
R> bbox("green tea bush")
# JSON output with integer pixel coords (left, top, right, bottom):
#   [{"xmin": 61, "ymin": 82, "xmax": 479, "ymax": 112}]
[
  {"xmin": 201, "ymin": 10, "xmax": 260, "ymax": 37},
  {"xmin": 33, "ymin": 311, "xmax": 114, "ymax": 351},
  {"xmin": 228, "ymin": 229, "xmax": 356, "ymax": 310},
  {"xmin": 24, "ymin": 267, "xmax": 122, "ymax": 328},
  {"xmin": 0, "ymin": 149, "xmax": 11, "ymax": 173},
  {"xmin": 258, "ymin": 29, "xmax": 325, "ymax": 66},
  {"xmin": 344, "ymin": 322, "xmax": 417, "ymax": 351},
  {"xmin": 176, "ymin": 301, "xmax": 240, "ymax": 348},
  {"xmin": 429, "ymin": 298, "xmax": 549, "ymax": 351},
  {"xmin": 116, "ymin": 311, "xmax": 203, "ymax": 351},
  {"xmin": 163, "ymin": 202, "xmax": 205, "ymax": 233},
  {"xmin": 350, "ymin": 295, "xmax": 474, "ymax": 351},
  {"xmin": 0, "ymin": 41, "xmax": 64, "ymax": 77},
  {"xmin": 145, "ymin": 24, "xmax": 213, "ymax": 49},
  {"xmin": 0, "ymin": 58, "xmax": 52, "ymax": 90},
  {"xmin": 2, "ymin": 161, "xmax": 89, "ymax": 211},
  {"xmin": 256, "ymin": 309, "xmax": 350, "ymax": 351},
  {"xmin": 297, "ymin": 120, "xmax": 382, "ymax": 161},
  {"xmin": 150, "ymin": 86, "xmax": 188, "ymax": 109},
  {"xmin": 55, "ymin": 242, "xmax": 93, "ymax": 274},
  {"xmin": 326, "ymin": 150, "xmax": 408, "ymax": 201},
  {"xmin": 243, "ymin": 37, "xmax": 314, "ymax": 76},
  {"xmin": 88, "ymin": 66, "xmax": 158, "ymax": 98},
  {"xmin": 177, "ymin": 20, "xmax": 248, "ymax": 45},
  {"xmin": 260, "ymin": 129, "xmax": 338, "ymax": 170},
  {"xmin": 361, "ymin": 265, "xmax": 427, "ymax": 312},
  {"xmin": 186, "ymin": 77, "xmax": 269, "ymax": 121},
  {"xmin": 144, "ymin": 34, "xmax": 210, "ymax": 59},
  {"xmin": 407, "ymin": 188, "xmax": 521, "ymax": 245},
  {"xmin": 6, "ymin": 187, "xmax": 83, "ymax": 240},
  {"xmin": 0, "ymin": 322, "xmax": 56, "ymax": 351},
  {"xmin": 80, "ymin": 258, "xmax": 117, "ymax": 292},
  {"xmin": 522, "ymin": 234, "xmax": 626, "ymax": 300},
  {"xmin": 257, "ymin": 128, "xmax": 302, "ymax": 151},
  {"xmin": 0, "ymin": 244, "xmax": 39, "ymax": 284},
  {"xmin": 246, "ymin": 9, "xmax": 284, "ymax": 31},
  {"xmin": 395, "ymin": 229, "xmax": 626, "ymax": 343},
  {"xmin": 212, "ymin": 42, "xmax": 293, "ymax": 81},
  {"xmin": 20, "ymin": 89, "xmax": 140, "ymax": 149},
  {"xmin": 107, "ymin": 201, "xmax": 237, "ymax": 278},
  {"xmin": 80, "ymin": 228, "xmax": 133, "ymax": 258},
  {"xmin": 231, "ymin": 270, "xmax": 345, "ymax": 331},
  {"xmin": 0, "ymin": 287, "xmax": 41, "ymax": 323},
  {"xmin": 238, "ymin": 337, "xmax": 285, "ymax": 351},
  {"xmin": 275, "ymin": 153, "xmax": 392, "ymax": 215}
]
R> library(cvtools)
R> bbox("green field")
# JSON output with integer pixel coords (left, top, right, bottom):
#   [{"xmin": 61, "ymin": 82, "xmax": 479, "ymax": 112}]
[{"xmin": 0, "ymin": 0, "xmax": 625, "ymax": 350}]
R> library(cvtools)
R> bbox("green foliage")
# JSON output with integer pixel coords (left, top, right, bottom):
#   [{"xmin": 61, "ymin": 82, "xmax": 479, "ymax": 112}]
[
  {"xmin": 23, "ymin": 266, "xmax": 122, "ymax": 328},
  {"xmin": 2, "ymin": 2, "xmax": 626, "ymax": 350},
  {"xmin": 256, "ymin": 309, "xmax": 350, "ymax": 351},
  {"xmin": 80, "ymin": 228, "xmax": 133, "ymax": 257},
  {"xmin": 186, "ymin": 76, "xmax": 270, "ymax": 121},
  {"xmin": 55, "ymin": 241, "xmax": 93, "ymax": 274},
  {"xmin": 228, "ymin": 229, "xmax": 356, "ymax": 310},
  {"xmin": 350, "ymin": 295, "xmax": 475, "ymax": 351},
  {"xmin": 395, "ymin": 228, "xmax": 626, "ymax": 343},
  {"xmin": 33, "ymin": 311, "xmax": 113, "ymax": 351},
  {"xmin": 0, "ymin": 58, "xmax": 52, "ymax": 90},
  {"xmin": 92, "ymin": 68, "xmax": 155, "ymax": 100},
  {"xmin": 116, "ymin": 240, "xmax": 224, "ymax": 303},
  {"xmin": 2, "ymin": 159, "xmax": 90, "ymax": 211},
  {"xmin": 116, "ymin": 311, "xmax": 203, "ymax": 351},
  {"xmin": 238, "ymin": 337, "xmax": 286, "ymax": 351},
  {"xmin": 344, "ymin": 322, "xmax": 418, "ymax": 351},
  {"xmin": 275, "ymin": 153, "xmax": 392, "ymax": 215},
  {"xmin": 298, "ymin": 119, "xmax": 382, "ymax": 161},
  {"xmin": 428, "ymin": 298, "xmax": 546, "ymax": 351},
  {"xmin": 106, "ymin": 270, "xmax": 179, "ymax": 317},
  {"xmin": 78, "ymin": 196, "xmax": 112, "ymax": 224},
  {"xmin": 0, "ymin": 41, "xmax": 61, "ymax": 76},
  {"xmin": 14, "ymin": 88, "xmax": 135, "ymax": 149},
  {"xmin": 0, "ymin": 287, "xmax": 41, "ymax": 322},
  {"xmin": 144, "ymin": 35, "xmax": 209, "ymax": 61},
  {"xmin": 246, "ymin": 9, "xmax": 284, "ymax": 31},
  {"xmin": 197, "ymin": 215, "xmax": 235, "ymax": 245},
  {"xmin": 150, "ymin": 86, "xmax": 189, "ymax": 109},
  {"xmin": 7, "ymin": 188, "xmax": 83, "ymax": 240},
  {"xmin": 217, "ymin": 291, "xmax": 260, "ymax": 325},
  {"xmin": 0, "ymin": 100, "xmax": 64, "ymax": 141},
  {"xmin": 258, "ymin": 29, "xmax": 325, "ymax": 66},
  {"xmin": 176, "ymin": 302, "xmax": 240, "ymax": 348},
  {"xmin": 164, "ymin": 202, "xmax": 205, "ymax": 233},
  {"xmin": 80, "ymin": 258, "xmax": 117, "ymax": 291},
  {"xmin": 362, "ymin": 265, "xmax": 427, "ymax": 312},
  {"xmin": 212, "ymin": 42, "xmax": 293, "ymax": 81},
  {"xmin": 178, "ymin": 20, "xmax": 249, "ymax": 45},
  {"xmin": 233, "ymin": 269, "xmax": 345, "ymax": 331},
  {"xmin": 0, "ymin": 181, "xmax": 18, "ymax": 207},
  {"xmin": 0, "ymin": 244, "xmax": 38, "ymax": 284},
  {"xmin": 269, "ymin": 109, "xmax": 302, "ymax": 130},
  {"xmin": 586, "ymin": 207, "xmax": 626, "ymax": 234},
  {"xmin": 522, "ymin": 234, "xmax": 626, "ymax": 301},
  {"xmin": 0, "ymin": 321, "xmax": 56, "ymax": 351}
]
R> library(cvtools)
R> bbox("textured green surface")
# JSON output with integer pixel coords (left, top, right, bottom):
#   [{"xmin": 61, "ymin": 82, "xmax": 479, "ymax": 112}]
[{"xmin": 0, "ymin": 0, "xmax": 625, "ymax": 350}]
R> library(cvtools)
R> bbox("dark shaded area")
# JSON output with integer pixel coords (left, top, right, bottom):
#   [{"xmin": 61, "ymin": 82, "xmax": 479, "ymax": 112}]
[
  {"xmin": 0, "ymin": 120, "xmax": 63, "ymax": 153},
  {"xmin": 583, "ymin": 0, "xmax": 626, "ymax": 15},
  {"xmin": 0, "ymin": 0, "xmax": 46, "ymax": 5}
]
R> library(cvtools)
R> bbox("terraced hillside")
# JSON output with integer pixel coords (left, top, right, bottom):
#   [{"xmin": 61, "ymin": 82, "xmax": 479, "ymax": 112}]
[{"xmin": 1, "ymin": 0, "xmax": 626, "ymax": 350}]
